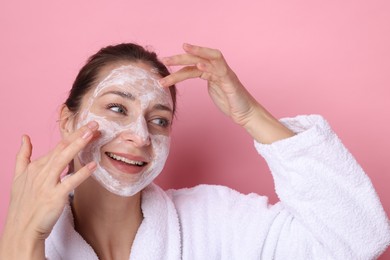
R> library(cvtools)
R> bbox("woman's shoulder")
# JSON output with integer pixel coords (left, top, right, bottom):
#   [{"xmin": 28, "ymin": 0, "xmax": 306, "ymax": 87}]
[
  {"xmin": 165, "ymin": 184, "xmax": 277, "ymax": 214},
  {"xmin": 166, "ymin": 184, "xmax": 262, "ymax": 199}
]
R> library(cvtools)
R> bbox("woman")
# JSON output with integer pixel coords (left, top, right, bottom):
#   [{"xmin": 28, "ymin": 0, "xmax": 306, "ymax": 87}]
[{"xmin": 0, "ymin": 43, "xmax": 389, "ymax": 259}]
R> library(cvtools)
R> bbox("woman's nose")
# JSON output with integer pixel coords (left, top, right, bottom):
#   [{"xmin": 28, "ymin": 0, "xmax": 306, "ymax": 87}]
[{"xmin": 120, "ymin": 118, "xmax": 151, "ymax": 147}]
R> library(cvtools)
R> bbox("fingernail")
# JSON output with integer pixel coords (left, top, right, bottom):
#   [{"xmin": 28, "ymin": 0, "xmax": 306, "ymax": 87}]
[
  {"xmin": 183, "ymin": 43, "xmax": 191, "ymax": 49},
  {"xmin": 87, "ymin": 161, "xmax": 97, "ymax": 171},
  {"xmin": 161, "ymin": 57, "xmax": 169, "ymax": 63},
  {"xmin": 82, "ymin": 129, "xmax": 92, "ymax": 139},
  {"xmin": 159, "ymin": 79, "xmax": 166, "ymax": 86},
  {"xmin": 21, "ymin": 135, "xmax": 24, "ymax": 145},
  {"xmin": 197, "ymin": 62, "xmax": 206, "ymax": 69},
  {"xmin": 87, "ymin": 121, "xmax": 98, "ymax": 130}
]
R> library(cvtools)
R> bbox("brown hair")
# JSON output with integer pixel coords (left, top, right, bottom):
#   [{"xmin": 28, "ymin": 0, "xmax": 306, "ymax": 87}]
[{"xmin": 65, "ymin": 43, "xmax": 177, "ymax": 115}]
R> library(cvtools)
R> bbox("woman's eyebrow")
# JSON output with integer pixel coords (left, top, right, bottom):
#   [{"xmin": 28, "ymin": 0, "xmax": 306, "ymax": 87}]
[
  {"xmin": 100, "ymin": 90, "xmax": 172, "ymax": 113},
  {"xmin": 100, "ymin": 90, "xmax": 135, "ymax": 100},
  {"xmin": 153, "ymin": 104, "xmax": 173, "ymax": 114}
]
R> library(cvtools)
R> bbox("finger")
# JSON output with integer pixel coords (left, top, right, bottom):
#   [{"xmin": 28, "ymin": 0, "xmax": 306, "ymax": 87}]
[
  {"xmin": 161, "ymin": 54, "xmax": 207, "ymax": 66},
  {"xmin": 183, "ymin": 43, "xmax": 225, "ymax": 61},
  {"xmin": 160, "ymin": 66, "xmax": 202, "ymax": 87},
  {"xmin": 32, "ymin": 127, "xmax": 100, "ymax": 172},
  {"xmin": 44, "ymin": 121, "xmax": 99, "ymax": 183},
  {"xmin": 184, "ymin": 43, "xmax": 231, "ymax": 75},
  {"xmin": 14, "ymin": 135, "xmax": 33, "ymax": 179},
  {"xmin": 59, "ymin": 161, "xmax": 96, "ymax": 194},
  {"xmin": 195, "ymin": 61, "xmax": 228, "ymax": 78}
]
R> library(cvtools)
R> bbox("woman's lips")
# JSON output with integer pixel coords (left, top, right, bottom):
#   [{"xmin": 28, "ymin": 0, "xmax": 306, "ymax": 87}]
[{"xmin": 105, "ymin": 152, "xmax": 148, "ymax": 174}]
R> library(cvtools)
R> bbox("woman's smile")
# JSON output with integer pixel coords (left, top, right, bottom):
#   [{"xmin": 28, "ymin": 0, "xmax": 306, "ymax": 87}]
[{"xmin": 104, "ymin": 151, "xmax": 149, "ymax": 174}]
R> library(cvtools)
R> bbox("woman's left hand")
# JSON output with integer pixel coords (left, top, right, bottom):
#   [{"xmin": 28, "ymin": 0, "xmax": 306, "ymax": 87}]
[
  {"xmin": 159, "ymin": 43, "xmax": 259, "ymax": 128},
  {"xmin": 160, "ymin": 43, "xmax": 295, "ymax": 144}
]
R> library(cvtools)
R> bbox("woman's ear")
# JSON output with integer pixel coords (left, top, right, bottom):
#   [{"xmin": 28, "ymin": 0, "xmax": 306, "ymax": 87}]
[{"xmin": 59, "ymin": 104, "xmax": 76, "ymax": 138}]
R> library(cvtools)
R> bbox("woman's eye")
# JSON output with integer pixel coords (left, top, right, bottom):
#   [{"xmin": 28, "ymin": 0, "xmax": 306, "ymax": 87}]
[
  {"xmin": 106, "ymin": 103, "xmax": 127, "ymax": 115},
  {"xmin": 151, "ymin": 118, "xmax": 170, "ymax": 128}
]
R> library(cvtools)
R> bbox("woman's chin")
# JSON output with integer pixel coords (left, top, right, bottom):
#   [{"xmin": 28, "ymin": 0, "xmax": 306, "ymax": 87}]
[
  {"xmin": 93, "ymin": 170, "xmax": 147, "ymax": 197},
  {"xmin": 97, "ymin": 164, "xmax": 143, "ymax": 184}
]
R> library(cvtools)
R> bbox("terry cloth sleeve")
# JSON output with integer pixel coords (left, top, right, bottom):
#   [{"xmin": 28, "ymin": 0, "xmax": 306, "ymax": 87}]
[
  {"xmin": 256, "ymin": 114, "xmax": 390, "ymax": 259},
  {"xmin": 169, "ymin": 114, "xmax": 390, "ymax": 260}
]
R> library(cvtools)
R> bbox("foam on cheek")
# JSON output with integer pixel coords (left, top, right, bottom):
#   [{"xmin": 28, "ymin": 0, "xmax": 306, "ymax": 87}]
[{"xmin": 76, "ymin": 65, "xmax": 172, "ymax": 197}]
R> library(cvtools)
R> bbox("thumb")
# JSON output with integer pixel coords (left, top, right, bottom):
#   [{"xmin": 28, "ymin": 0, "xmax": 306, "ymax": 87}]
[{"xmin": 14, "ymin": 135, "xmax": 33, "ymax": 178}]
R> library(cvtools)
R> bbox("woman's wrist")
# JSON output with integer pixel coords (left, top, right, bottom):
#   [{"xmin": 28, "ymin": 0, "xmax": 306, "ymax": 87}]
[
  {"xmin": 0, "ymin": 231, "xmax": 45, "ymax": 260},
  {"xmin": 242, "ymin": 103, "xmax": 295, "ymax": 144}
]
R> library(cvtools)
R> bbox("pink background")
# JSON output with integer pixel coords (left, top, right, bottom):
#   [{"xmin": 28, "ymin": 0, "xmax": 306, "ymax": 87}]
[{"xmin": 1, "ymin": 1, "xmax": 389, "ymax": 258}]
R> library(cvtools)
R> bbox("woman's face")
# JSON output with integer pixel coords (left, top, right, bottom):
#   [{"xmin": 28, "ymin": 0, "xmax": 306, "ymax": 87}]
[{"xmin": 74, "ymin": 62, "xmax": 173, "ymax": 196}]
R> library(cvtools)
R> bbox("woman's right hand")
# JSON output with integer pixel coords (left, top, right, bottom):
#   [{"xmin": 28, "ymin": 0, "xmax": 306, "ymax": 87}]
[{"xmin": 0, "ymin": 121, "xmax": 99, "ymax": 259}]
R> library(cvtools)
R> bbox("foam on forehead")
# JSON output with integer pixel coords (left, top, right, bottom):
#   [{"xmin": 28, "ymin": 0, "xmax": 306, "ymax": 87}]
[{"xmin": 86, "ymin": 64, "xmax": 172, "ymax": 113}]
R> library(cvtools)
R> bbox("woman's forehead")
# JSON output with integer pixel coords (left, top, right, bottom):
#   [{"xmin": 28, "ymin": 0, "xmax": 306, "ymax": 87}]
[
  {"xmin": 87, "ymin": 63, "xmax": 173, "ymax": 108},
  {"xmin": 97, "ymin": 61, "xmax": 158, "ymax": 81},
  {"xmin": 96, "ymin": 64, "xmax": 158, "ymax": 89}
]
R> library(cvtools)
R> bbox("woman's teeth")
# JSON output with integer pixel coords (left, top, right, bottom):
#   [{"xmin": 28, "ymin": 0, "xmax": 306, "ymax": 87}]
[{"xmin": 106, "ymin": 152, "xmax": 146, "ymax": 166}]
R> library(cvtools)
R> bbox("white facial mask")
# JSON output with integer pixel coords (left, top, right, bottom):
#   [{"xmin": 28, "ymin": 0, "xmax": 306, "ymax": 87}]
[{"xmin": 76, "ymin": 64, "xmax": 173, "ymax": 197}]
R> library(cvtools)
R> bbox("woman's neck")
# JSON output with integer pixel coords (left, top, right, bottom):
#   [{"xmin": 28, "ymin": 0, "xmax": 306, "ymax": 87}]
[{"xmin": 72, "ymin": 177, "xmax": 143, "ymax": 260}]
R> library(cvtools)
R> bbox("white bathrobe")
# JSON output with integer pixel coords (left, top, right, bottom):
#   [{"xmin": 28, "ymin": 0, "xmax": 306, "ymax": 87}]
[{"xmin": 45, "ymin": 115, "xmax": 390, "ymax": 259}]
